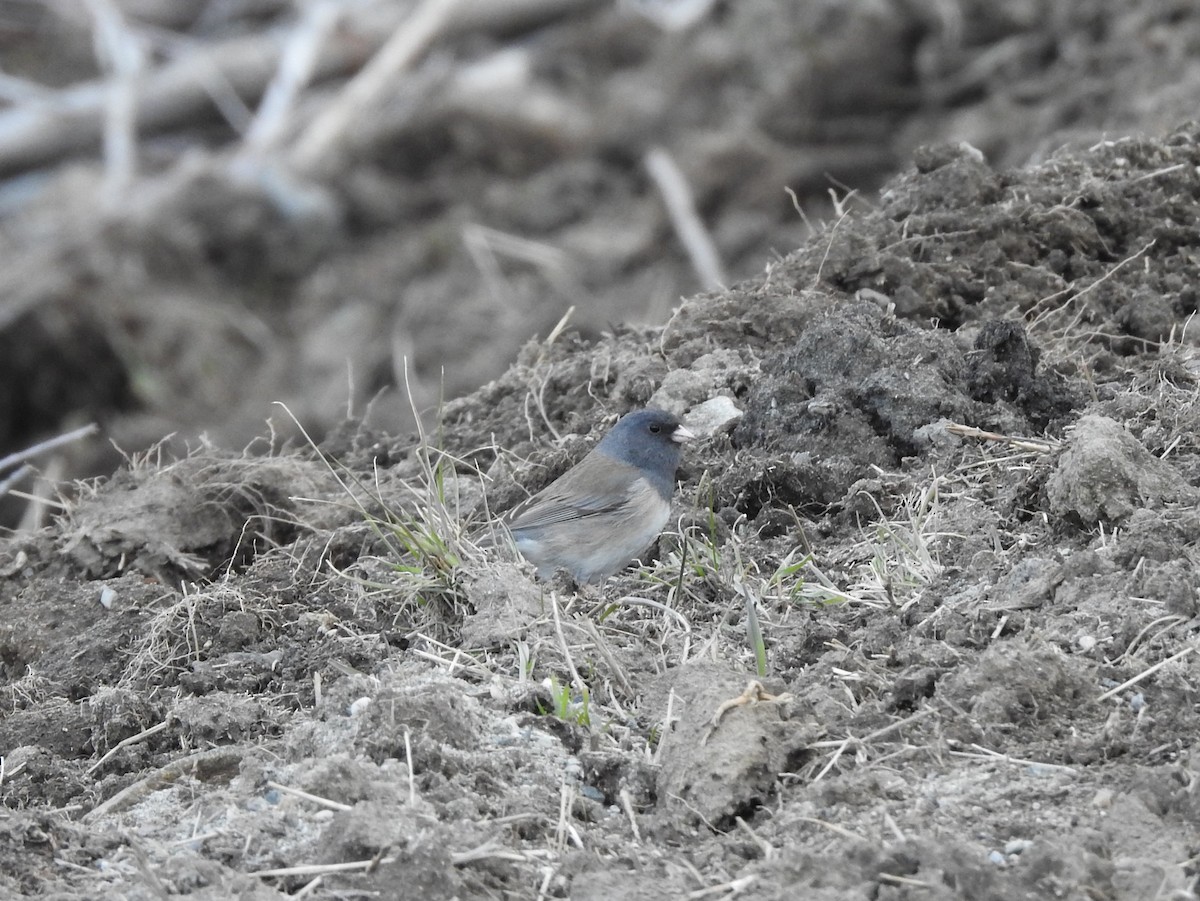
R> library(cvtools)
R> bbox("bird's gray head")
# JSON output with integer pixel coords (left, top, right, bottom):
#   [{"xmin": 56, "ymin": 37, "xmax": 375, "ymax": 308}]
[{"xmin": 596, "ymin": 409, "xmax": 694, "ymax": 497}]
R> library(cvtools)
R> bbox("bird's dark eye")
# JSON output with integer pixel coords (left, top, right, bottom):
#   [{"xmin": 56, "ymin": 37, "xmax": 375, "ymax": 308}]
[{"xmin": 649, "ymin": 424, "xmax": 661, "ymax": 433}]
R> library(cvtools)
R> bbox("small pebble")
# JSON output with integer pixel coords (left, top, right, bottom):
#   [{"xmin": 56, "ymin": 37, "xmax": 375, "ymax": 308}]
[
  {"xmin": 1004, "ymin": 839, "xmax": 1032, "ymax": 855},
  {"xmin": 1129, "ymin": 692, "xmax": 1145, "ymax": 712},
  {"xmin": 1093, "ymin": 788, "xmax": 1115, "ymax": 809},
  {"xmin": 348, "ymin": 697, "xmax": 372, "ymax": 716},
  {"xmin": 988, "ymin": 850, "xmax": 1007, "ymax": 866},
  {"xmin": 99, "ymin": 586, "xmax": 116, "ymax": 609},
  {"xmin": 684, "ymin": 396, "xmax": 743, "ymax": 437}
]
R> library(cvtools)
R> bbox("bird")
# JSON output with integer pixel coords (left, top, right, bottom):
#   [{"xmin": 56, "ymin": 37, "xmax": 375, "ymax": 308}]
[{"xmin": 501, "ymin": 409, "xmax": 694, "ymax": 583}]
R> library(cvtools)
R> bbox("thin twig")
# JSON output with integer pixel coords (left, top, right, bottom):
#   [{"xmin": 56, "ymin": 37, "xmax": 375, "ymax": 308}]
[
  {"xmin": 264, "ymin": 780, "xmax": 352, "ymax": 812},
  {"xmin": 619, "ymin": 788, "xmax": 642, "ymax": 843},
  {"xmin": 791, "ymin": 815, "xmax": 867, "ymax": 842},
  {"xmin": 809, "ymin": 706, "xmax": 937, "ymax": 780},
  {"xmin": 87, "ymin": 720, "xmax": 170, "ymax": 776},
  {"xmin": 1029, "ymin": 238, "xmax": 1155, "ymax": 324},
  {"xmin": 946, "ymin": 742, "xmax": 1077, "ymax": 774},
  {"xmin": 645, "ymin": 146, "xmax": 726, "ymax": 290},
  {"xmin": 549, "ymin": 592, "xmax": 587, "ymax": 696},
  {"xmin": 0, "ymin": 423, "xmax": 99, "ymax": 473},
  {"xmin": 251, "ymin": 859, "xmax": 397, "ymax": 878},
  {"xmin": 0, "ymin": 464, "xmax": 31, "ymax": 497},
  {"xmin": 686, "ymin": 875, "xmax": 756, "ymax": 899},
  {"xmin": 83, "ymin": 0, "xmax": 142, "ymax": 205},
  {"xmin": 944, "ymin": 422, "xmax": 1060, "ymax": 453},
  {"xmin": 1096, "ymin": 645, "xmax": 1196, "ymax": 703},
  {"xmin": 85, "ymin": 748, "xmax": 244, "ymax": 822},
  {"xmin": 292, "ymin": 0, "xmax": 461, "ymax": 171},
  {"xmin": 404, "ymin": 727, "xmax": 417, "ymax": 805},
  {"xmin": 612, "ymin": 595, "xmax": 693, "ymax": 635},
  {"xmin": 241, "ymin": 0, "xmax": 343, "ymax": 158}
]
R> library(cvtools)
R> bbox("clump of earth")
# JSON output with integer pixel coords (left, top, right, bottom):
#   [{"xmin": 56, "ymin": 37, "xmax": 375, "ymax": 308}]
[{"xmin": 3, "ymin": 120, "xmax": 1200, "ymax": 899}]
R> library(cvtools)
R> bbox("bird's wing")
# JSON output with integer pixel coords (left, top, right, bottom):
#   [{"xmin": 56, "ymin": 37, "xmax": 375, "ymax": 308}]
[{"xmin": 504, "ymin": 457, "xmax": 638, "ymax": 532}]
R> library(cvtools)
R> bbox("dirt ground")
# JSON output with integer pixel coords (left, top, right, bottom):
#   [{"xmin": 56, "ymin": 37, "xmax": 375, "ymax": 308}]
[{"xmin": 4, "ymin": 2, "xmax": 1200, "ymax": 900}]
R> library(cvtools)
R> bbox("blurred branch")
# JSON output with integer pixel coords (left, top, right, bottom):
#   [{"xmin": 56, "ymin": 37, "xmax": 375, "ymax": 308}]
[
  {"xmin": 290, "ymin": 0, "xmax": 461, "ymax": 172},
  {"xmin": 240, "ymin": 0, "xmax": 344, "ymax": 159},
  {"xmin": 0, "ymin": 0, "xmax": 600, "ymax": 178},
  {"xmin": 0, "ymin": 423, "xmax": 100, "ymax": 475},
  {"xmin": 84, "ymin": 0, "xmax": 145, "ymax": 206},
  {"xmin": 645, "ymin": 146, "xmax": 726, "ymax": 291}
]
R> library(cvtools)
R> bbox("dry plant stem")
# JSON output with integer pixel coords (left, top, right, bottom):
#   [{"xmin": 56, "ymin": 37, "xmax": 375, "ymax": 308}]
[
  {"xmin": 573, "ymin": 618, "xmax": 634, "ymax": 696},
  {"xmin": 86, "ymin": 720, "xmax": 169, "ymax": 775},
  {"xmin": 264, "ymin": 780, "xmax": 351, "ymax": 812},
  {"xmin": 1028, "ymin": 238, "xmax": 1156, "ymax": 326},
  {"xmin": 946, "ymin": 741, "xmax": 1078, "ymax": 774},
  {"xmin": 809, "ymin": 706, "xmax": 936, "ymax": 781},
  {"xmin": 404, "ymin": 727, "xmax": 417, "ymax": 805},
  {"xmin": 652, "ymin": 688, "xmax": 678, "ymax": 766},
  {"xmin": 15, "ymin": 457, "xmax": 65, "ymax": 532},
  {"xmin": 0, "ymin": 0, "xmax": 597, "ymax": 176},
  {"xmin": 84, "ymin": 0, "xmax": 141, "ymax": 204},
  {"xmin": 553, "ymin": 779, "xmax": 574, "ymax": 853},
  {"xmin": 291, "ymin": 0, "xmax": 461, "ymax": 172},
  {"xmin": 167, "ymin": 831, "xmax": 222, "ymax": 847},
  {"xmin": 1095, "ymin": 644, "xmax": 1196, "ymax": 702},
  {"xmin": 240, "ymin": 0, "xmax": 343, "ymax": 157},
  {"xmin": 734, "ymin": 815, "xmax": 774, "ymax": 859},
  {"xmin": 452, "ymin": 840, "xmax": 549, "ymax": 865},
  {"xmin": 293, "ymin": 875, "xmax": 323, "ymax": 899},
  {"xmin": 129, "ymin": 841, "xmax": 168, "ymax": 898},
  {"xmin": 792, "ymin": 815, "xmax": 868, "ymax": 843},
  {"xmin": 812, "ymin": 196, "xmax": 854, "ymax": 288},
  {"xmin": 549, "ymin": 592, "xmax": 587, "ymax": 696},
  {"xmin": 1113, "ymin": 614, "xmax": 1187, "ymax": 665},
  {"xmin": 53, "ymin": 859, "xmax": 94, "ymax": 875},
  {"xmin": 879, "ymin": 873, "xmax": 934, "ymax": 888},
  {"xmin": 84, "ymin": 747, "xmax": 243, "ymax": 822},
  {"xmin": 686, "ymin": 875, "xmax": 756, "ymax": 899},
  {"xmin": 251, "ymin": 859, "xmax": 397, "ymax": 878},
  {"xmin": 613, "ymin": 595, "xmax": 693, "ymax": 637},
  {"xmin": 618, "ymin": 788, "xmax": 642, "ymax": 843},
  {"xmin": 644, "ymin": 146, "xmax": 726, "ymax": 290},
  {"xmin": 0, "ymin": 32, "xmax": 286, "ymax": 175},
  {"xmin": 0, "ymin": 464, "xmax": 30, "ymax": 497},
  {"xmin": 944, "ymin": 422, "xmax": 1061, "ymax": 453},
  {"xmin": 462, "ymin": 224, "xmax": 576, "ymax": 313},
  {"xmin": 883, "ymin": 810, "xmax": 906, "ymax": 842},
  {"xmin": 0, "ymin": 423, "xmax": 99, "ymax": 473}
]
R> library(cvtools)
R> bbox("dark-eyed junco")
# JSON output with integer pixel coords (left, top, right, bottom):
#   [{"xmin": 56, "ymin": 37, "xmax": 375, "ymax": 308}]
[{"xmin": 502, "ymin": 409, "xmax": 694, "ymax": 583}]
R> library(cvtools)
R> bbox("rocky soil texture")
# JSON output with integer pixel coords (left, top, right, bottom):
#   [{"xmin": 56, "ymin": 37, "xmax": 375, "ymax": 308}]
[
  {"xmin": 4, "ymin": 1, "xmax": 1200, "ymax": 899},
  {"xmin": 4, "ymin": 122, "xmax": 1200, "ymax": 898}
]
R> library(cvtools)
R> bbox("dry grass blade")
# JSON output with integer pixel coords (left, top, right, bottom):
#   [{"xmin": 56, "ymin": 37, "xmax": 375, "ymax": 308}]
[
  {"xmin": 946, "ymin": 741, "xmax": 1078, "ymax": 775},
  {"xmin": 1028, "ymin": 238, "xmax": 1156, "ymax": 326},
  {"xmin": 944, "ymin": 422, "xmax": 1061, "ymax": 453},
  {"xmin": 265, "ymin": 780, "xmax": 352, "ymax": 812},
  {"xmin": 87, "ymin": 720, "xmax": 169, "ymax": 775},
  {"xmin": 686, "ymin": 875, "xmax": 756, "ymax": 898},
  {"xmin": 251, "ymin": 859, "xmax": 397, "ymax": 878},
  {"xmin": 808, "ymin": 706, "xmax": 937, "ymax": 782},
  {"xmin": 0, "ymin": 423, "xmax": 99, "ymax": 474},
  {"xmin": 1096, "ymin": 644, "xmax": 1197, "ymax": 703}
]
